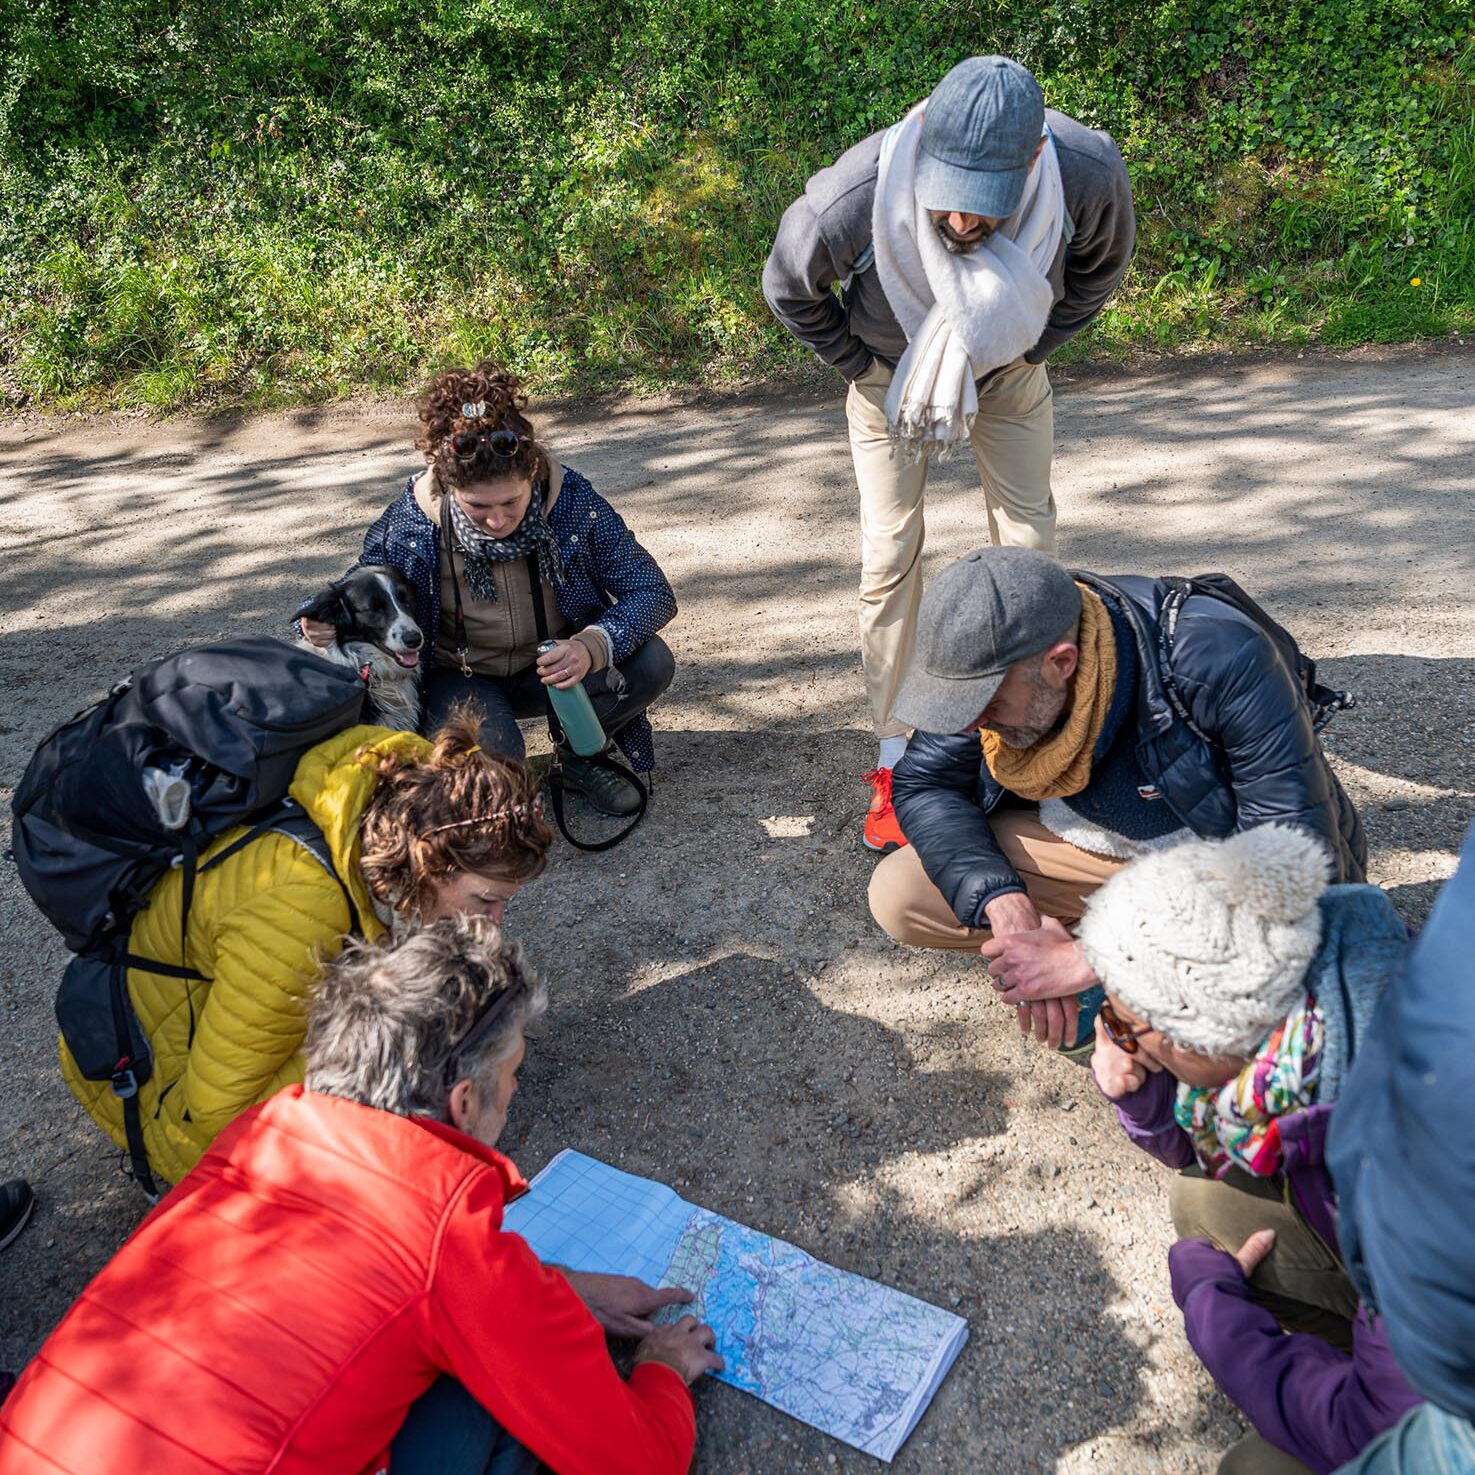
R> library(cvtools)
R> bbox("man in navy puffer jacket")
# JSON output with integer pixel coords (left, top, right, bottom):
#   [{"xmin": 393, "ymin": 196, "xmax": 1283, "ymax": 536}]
[{"xmin": 868, "ymin": 547, "xmax": 1364, "ymax": 1051}]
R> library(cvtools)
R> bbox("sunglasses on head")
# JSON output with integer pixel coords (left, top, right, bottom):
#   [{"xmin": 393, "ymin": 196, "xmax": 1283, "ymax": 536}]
[
  {"xmin": 449, "ymin": 427, "xmax": 525, "ymax": 461},
  {"xmin": 1099, "ymin": 999, "xmax": 1154, "ymax": 1056},
  {"xmin": 443, "ymin": 974, "xmax": 528, "ymax": 1091}
]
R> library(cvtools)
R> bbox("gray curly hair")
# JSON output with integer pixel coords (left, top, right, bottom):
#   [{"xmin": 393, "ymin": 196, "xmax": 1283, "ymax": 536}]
[{"xmin": 304, "ymin": 916, "xmax": 547, "ymax": 1121}]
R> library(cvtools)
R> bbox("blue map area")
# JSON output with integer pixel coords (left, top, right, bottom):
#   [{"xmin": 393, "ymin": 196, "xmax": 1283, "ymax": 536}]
[
  {"xmin": 504, "ymin": 1151, "xmax": 967, "ymax": 1462},
  {"xmin": 658, "ymin": 1207, "xmax": 965, "ymax": 1457}
]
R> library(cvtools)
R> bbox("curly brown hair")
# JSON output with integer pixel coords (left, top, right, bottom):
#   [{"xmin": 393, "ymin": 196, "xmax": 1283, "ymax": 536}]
[
  {"xmin": 358, "ymin": 705, "xmax": 552, "ymax": 918},
  {"xmin": 416, "ymin": 359, "xmax": 546, "ymax": 491}
]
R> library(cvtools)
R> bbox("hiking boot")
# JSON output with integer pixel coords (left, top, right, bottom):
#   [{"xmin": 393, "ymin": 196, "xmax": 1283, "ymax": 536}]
[
  {"xmin": 862, "ymin": 768, "xmax": 907, "ymax": 854},
  {"xmin": 0, "ymin": 1180, "xmax": 35, "ymax": 1252},
  {"xmin": 559, "ymin": 750, "xmax": 642, "ymax": 817}
]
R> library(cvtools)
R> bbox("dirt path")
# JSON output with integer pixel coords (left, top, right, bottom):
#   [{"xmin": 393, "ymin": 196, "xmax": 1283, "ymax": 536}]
[{"xmin": 2, "ymin": 346, "xmax": 1472, "ymax": 1473}]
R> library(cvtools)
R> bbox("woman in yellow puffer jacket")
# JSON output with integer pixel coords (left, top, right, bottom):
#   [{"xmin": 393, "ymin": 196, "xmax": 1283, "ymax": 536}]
[{"xmin": 61, "ymin": 709, "xmax": 551, "ymax": 1185}]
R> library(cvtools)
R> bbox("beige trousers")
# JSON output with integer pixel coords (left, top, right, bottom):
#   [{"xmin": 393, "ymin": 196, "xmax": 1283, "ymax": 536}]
[
  {"xmin": 847, "ymin": 358, "xmax": 1057, "ymax": 739},
  {"xmin": 868, "ymin": 810, "xmax": 1125, "ymax": 947}
]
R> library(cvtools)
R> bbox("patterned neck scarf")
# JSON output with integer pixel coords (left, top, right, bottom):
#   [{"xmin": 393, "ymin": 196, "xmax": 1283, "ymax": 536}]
[
  {"xmin": 444, "ymin": 476, "xmax": 565, "ymax": 603},
  {"xmin": 1174, "ymin": 992, "xmax": 1324, "ymax": 1178}
]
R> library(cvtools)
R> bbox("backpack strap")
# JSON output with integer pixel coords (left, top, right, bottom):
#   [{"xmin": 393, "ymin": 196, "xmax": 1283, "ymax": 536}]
[
  {"xmin": 1155, "ymin": 577, "xmax": 1211, "ymax": 744},
  {"xmin": 104, "ymin": 956, "xmax": 159, "ymax": 1202},
  {"xmin": 524, "ymin": 557, "xmax": 648, "ymax": 853},
  {"xmin": 261, "ymin": 804, "xmax": 362, "ymax": 937},
  {"xmin": 1158, "ymin": 575, "xmax": 1355, "ymax": 736},
  {"xmin": 199, "ymin": 800, "xmax": 360, "ymax": 936},
  {"xmin": 125, "ymin": 804, "xmax": 359, "ymax": 1053},
  {"xmin": 109, "ymin": 803, "xmax": 357, "ymax": 1199}
]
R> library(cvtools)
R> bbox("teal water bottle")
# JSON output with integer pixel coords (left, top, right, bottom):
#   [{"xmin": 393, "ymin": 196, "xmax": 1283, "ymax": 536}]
[{"xmin": 537, "ymin": 641, "xmax": 607, "ymax": 756}]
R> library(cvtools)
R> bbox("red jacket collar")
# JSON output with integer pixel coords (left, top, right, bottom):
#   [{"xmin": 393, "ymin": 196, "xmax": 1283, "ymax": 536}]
[{"xmin": 408, "ymin": 1113, "xmax": 530, "ymax": 1204}]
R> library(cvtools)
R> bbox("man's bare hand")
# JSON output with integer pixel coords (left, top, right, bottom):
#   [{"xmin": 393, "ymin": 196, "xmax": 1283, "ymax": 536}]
[
  {"xmin": 982, "ymin": 916, "xmax": 1097, "ymax": 1002},
  {"xmin": 1010, "ymin": 995, "xmax": 1078, "ymax": 1049},
  {"xmin": 560, "ymin": 1270, "xmax": 694, "ymax": 1337},
  {"xmin": 981, "ymin": 891, "xmax": 1043, "ymax": 940},
  {"xmin": 978, "ymin": 903, "xmax": 1091, "ymax": 1048},
  {"xmin": 633, "ymin": 1315, "xmax": 725, "ymax": 1385}
]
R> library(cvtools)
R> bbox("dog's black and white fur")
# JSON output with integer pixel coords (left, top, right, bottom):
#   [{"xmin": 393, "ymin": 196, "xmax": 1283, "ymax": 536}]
[{"xmin": 296, "ymin": 566, "xmax": 425, "ymax": 732}]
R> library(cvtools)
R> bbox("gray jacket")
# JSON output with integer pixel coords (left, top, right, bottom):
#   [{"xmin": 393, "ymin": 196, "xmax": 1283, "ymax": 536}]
[{"xmin": 762, "ymin": 110, "xmax": 1135, "ymax": 381}]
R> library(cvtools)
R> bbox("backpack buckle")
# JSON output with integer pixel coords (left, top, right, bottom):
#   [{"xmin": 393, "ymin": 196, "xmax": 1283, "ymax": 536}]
[{"xmin": 111, "ymin": 1062, "xmax": 140, "ymax": 1100}]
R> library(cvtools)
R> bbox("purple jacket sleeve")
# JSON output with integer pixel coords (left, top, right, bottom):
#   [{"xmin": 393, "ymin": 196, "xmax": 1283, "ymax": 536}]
[
  {"xmin": 1108, "ymin": 1069, "xmax": 1196, "ymax": 1170},
  {"xmin": 1169, "ymin": 1240, "xmax": 1423, "ymax": 1474}
]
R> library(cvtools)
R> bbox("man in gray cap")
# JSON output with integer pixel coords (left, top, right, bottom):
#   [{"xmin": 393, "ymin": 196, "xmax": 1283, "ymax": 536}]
[
  {"xmin": 763, "ymin": 57, "xmax": 1135, "ymax": 852},
  {"xmin": 868, "ymin": 547, "xmax": 1366, "ymax": 1052}
]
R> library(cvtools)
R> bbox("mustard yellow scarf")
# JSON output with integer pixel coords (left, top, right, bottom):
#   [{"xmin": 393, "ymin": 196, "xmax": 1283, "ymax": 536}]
[{"xmin": 979, "ymin": 585, "xmax": 1117, "ymax": 800}]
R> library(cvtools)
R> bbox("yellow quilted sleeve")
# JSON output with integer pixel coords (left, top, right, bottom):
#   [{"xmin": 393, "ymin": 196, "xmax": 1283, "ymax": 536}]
[{"xmin": 172, "ymin": 858, "xmax": 356, "ymax": 1147}]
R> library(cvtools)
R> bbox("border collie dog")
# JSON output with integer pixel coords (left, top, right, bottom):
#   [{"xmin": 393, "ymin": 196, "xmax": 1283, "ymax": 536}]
[{"xmin": 295, "ymin": 566, "xmax": 424, "ymax": 732}]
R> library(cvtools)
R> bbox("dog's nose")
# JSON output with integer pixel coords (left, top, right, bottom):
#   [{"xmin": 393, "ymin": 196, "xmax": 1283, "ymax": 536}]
[{"xmin": 403, "ymin": 629, "xmax": 424, "ymax": 650}]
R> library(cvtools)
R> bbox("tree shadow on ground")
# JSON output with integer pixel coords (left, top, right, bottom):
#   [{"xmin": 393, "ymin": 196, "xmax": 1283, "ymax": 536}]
[{"xmin": 499, "ymin": 951, "xmax": 1158, "ymax": 1475}]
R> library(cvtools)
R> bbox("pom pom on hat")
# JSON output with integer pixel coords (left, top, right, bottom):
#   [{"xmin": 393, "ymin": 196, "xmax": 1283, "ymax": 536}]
[{"xmin": 1078, "ymin": 826, "xmax": 1332, "ymax": 1059}]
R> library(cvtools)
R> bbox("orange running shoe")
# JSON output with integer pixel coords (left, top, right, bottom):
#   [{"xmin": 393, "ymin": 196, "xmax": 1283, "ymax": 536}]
[{"xmin": 862, "ymin": 767, "xmax": 908, "ymax": 854}]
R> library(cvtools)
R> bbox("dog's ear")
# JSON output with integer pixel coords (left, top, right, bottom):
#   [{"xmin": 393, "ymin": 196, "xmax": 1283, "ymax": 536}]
[{"xmin": 294, "ymin": 582, "xmax": 350, "ymax": 627}]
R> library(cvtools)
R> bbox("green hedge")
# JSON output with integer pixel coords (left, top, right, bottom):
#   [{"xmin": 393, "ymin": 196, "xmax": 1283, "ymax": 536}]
[{"xmin": 0, "ymin": 0, "xmax": 1470, "ymax": 409}]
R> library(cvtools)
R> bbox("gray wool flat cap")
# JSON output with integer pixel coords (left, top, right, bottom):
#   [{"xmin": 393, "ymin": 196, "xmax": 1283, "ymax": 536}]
[{"xmin": 893, "ymin": 547, "xmax": 1082, "ymax": 735}]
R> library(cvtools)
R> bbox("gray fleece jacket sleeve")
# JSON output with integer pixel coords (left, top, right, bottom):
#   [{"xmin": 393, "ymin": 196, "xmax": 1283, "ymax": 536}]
[
  {"xmin": 1025, "ymin": 125, "xmax": 1135, "ymax": 363},
  {"xmin": 762, "ymin": 194, "xmax": 874, "ymax": 381}
]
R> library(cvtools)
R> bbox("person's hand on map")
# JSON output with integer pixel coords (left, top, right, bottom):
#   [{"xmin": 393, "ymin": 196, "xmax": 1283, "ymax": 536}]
[
  {"xmin": 633, "ymin": 1314, "xmax": 726, "ymax": 1385},
  {"xmin": 560, "ymin": 1269, "xmax": 696, "ymax": 1337},
  {"xmin": 979, "ymin": 908, "xmax": 1097, "ymax": 1049}
]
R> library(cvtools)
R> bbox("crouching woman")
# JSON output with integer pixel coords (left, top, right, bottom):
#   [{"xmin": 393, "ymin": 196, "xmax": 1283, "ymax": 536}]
[
  {"xmin": 301, "ymin": 359, "xmax": 677, "ymax": 816},
  {"xmin": 1080, "ymin": 826, "xmax": 1421, "ymax": 1475},
  {"xmin": 61, "ymin": 712, "xmax": 551, "ymax": 1188},
  {"xmin": 2, "ymin": 920, "xmax": 720, "ymax": 1475}
]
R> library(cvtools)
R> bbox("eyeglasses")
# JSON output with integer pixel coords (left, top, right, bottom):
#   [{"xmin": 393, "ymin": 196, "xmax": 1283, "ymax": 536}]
[
  {"xmin": 442, "ymin": 975, "xmax": 528, "ymax": 1091},
  {"xmin": 449, "ymin": 428, "xmax": 525, "ymax": 460},
  {"xmin": 1099, "ymin": 999, "xmax": 1154, "ymax": 1056}
]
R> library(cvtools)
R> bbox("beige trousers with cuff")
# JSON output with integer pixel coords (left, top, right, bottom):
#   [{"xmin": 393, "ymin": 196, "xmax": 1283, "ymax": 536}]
[
  {"xmin": 868, "ymin": 810, "xmax": 1125, "ymax": 947},
  {"xmin": 847, "ymin": 357, "xmax": 1057, "ymax": 740}
]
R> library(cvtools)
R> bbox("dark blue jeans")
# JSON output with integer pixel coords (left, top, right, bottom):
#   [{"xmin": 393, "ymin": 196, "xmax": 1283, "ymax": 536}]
[
  {"xmin": 422, "ymin": 636, "xmax": 675, "ymax": 760},
  {"xmin": 390, "ymin": 1377, "xmax": 539, "ymax": 1475}
]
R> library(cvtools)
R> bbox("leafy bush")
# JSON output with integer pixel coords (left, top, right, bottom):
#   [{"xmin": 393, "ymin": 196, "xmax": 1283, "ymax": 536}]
[{"xmin": 0, "ymin": 0, "xmax": 1470, "ymax": 408}]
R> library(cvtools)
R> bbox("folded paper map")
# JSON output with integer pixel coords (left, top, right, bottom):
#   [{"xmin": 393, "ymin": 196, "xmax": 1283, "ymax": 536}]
[{"xmin": 502, "ymin": 1149, "xmax": 968, "ymax": 1461}]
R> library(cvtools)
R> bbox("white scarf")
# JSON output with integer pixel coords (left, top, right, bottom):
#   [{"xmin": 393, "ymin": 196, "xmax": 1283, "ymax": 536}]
[{"xmin": 872, "ymin": 102, "xmax": 1065, "ymax": 460}]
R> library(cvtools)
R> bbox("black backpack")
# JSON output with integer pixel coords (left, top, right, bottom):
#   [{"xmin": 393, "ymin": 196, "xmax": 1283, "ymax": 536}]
[
  {"xmin": 1156, "ymin": 573, "xmax": 1354, "ymax": 734},
  {"xmin": 10, "ymin": 637, "xmax": 366, "ymax": 1196}
]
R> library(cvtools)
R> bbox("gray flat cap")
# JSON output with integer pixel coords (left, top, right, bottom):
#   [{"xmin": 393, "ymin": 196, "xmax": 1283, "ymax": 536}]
[{"xmin": 893, "ymin": 547, "xmax": 1082, "ymax": 735}]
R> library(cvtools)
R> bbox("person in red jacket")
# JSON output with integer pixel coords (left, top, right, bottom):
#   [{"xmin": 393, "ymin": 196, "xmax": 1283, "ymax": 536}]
[{"xmin": 0, "ymin": 919, "xmax": 721, "ymax": 1475}]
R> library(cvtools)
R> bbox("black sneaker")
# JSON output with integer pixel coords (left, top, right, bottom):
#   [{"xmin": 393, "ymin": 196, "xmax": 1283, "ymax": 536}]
[
  {"xmin": 0, "ymin": 1180, "xmax": 35, "ymax": 1252},
  {"xmin": 559, "ymin": 750, "xmax": 643, "ymax": 817}
]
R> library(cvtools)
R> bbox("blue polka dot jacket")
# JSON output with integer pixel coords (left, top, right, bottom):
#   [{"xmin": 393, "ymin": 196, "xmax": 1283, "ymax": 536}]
[{"xmin": 359, "ymin": 467, "xmax": 677, "ymax": 772}]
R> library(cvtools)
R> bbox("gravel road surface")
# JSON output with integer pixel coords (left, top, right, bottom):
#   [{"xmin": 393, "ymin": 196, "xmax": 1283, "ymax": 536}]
[{"xmin": 2, "ymin": 345, "xmax": 1472, "ymax": 1472}]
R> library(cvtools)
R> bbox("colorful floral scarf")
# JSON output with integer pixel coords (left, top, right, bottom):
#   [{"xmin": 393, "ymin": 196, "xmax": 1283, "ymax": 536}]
[
  {"xmin": 1174, "ymin": 992, "xmax": 1324, "ymax": 1178},
  {"xmin": 445, "ymin": 476, "xmax": 565, "ymax": 603}
]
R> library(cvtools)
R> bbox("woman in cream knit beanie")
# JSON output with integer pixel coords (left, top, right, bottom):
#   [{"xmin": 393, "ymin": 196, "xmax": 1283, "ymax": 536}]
[
  {"xmin": 1078, "ymin": 823, "xmax": 1331, "ymax": 1064},
  {"xmin": 1080, "ymin": 824, "xmax": 1419, "ymax": 1475}
]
